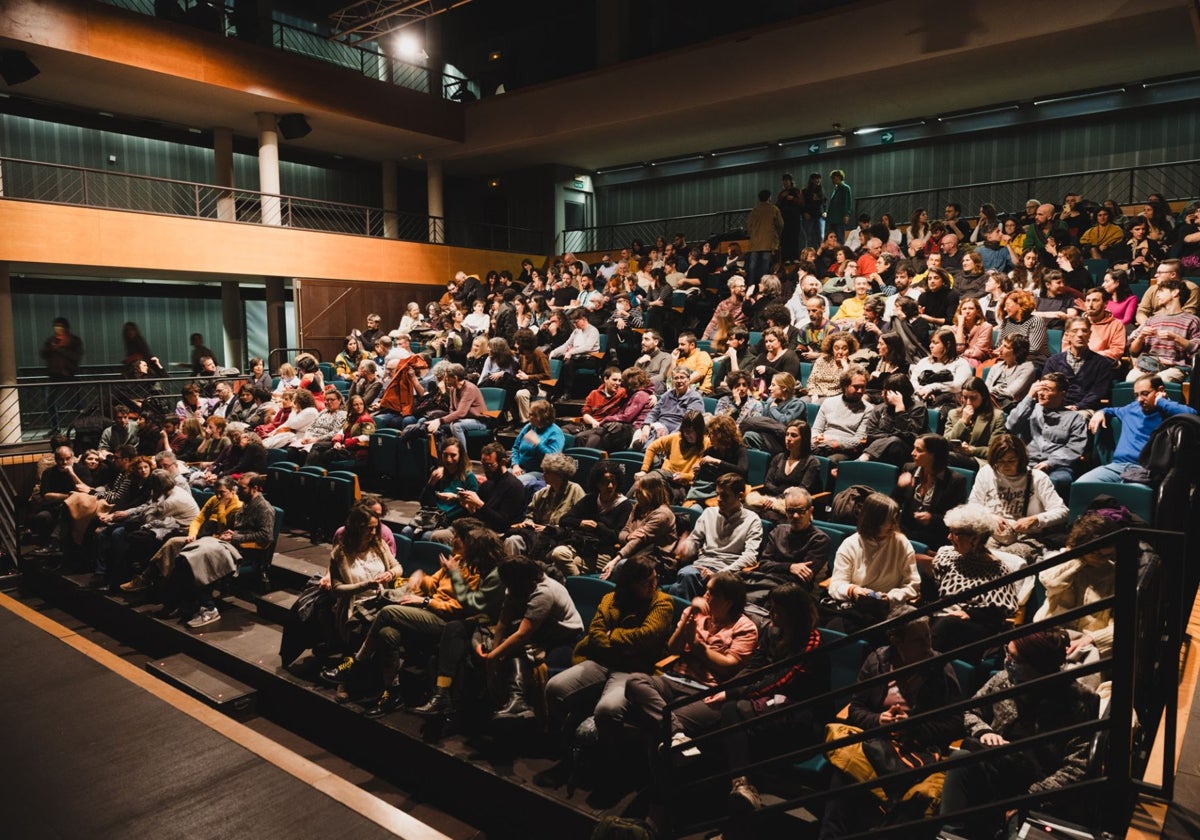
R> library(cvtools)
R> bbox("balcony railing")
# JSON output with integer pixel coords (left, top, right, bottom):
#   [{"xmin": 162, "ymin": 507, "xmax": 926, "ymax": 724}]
[
  {"xmin": 94, "ymin": 0, "xmax": 471, "ymax": 100},
  {"xmin": 566, "ymin": 157, "xmax": 1200, "ymax": 253},
  {"xmin": 0, "ymin": 157, "xmax": 545, "ymax": 253}
]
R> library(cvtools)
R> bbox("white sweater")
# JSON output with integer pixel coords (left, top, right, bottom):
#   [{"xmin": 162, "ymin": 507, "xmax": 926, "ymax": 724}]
[
  {"xmin": 828, "ymin": 532, "xmax": 919, "ymax": 604},
  {"xmin": 968, "ymin": 465, "xmax": 1068, "ymax": 531}
]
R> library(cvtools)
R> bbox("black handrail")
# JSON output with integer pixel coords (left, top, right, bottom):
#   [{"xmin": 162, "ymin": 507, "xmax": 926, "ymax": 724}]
[{"xmin": 655, "ymin": 526, "xmax": 1184, "ymax": 839}]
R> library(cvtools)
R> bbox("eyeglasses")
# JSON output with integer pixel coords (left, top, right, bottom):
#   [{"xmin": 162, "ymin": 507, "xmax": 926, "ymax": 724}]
[{"xmin": 786, "ymin": 506, "xmax": 812, "ymax": 515}]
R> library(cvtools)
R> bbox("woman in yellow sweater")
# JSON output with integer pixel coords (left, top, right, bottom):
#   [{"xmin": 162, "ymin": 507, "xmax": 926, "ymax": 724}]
[
  {"xmin": 120, "ymin": 476, "xmax": 242, "ymax": 592},
  {"xmin": 639, "ymin": 410, "xmax": 708, "ymax": 503}
]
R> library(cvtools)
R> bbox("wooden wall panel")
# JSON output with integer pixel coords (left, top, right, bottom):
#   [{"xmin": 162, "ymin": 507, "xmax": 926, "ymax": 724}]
[
  {"xmin": 0, "ymin": 201, "xmax": 545, "ymax": 286},
  {"xmin": 295, "ymin": 280, "xmax": 447, "ymax": 363}
]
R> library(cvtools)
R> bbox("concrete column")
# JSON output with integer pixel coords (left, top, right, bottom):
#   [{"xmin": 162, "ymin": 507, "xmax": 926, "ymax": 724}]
[
  {"xmin": 0, "ymin": 263, "xmax": 20, "ymax": 443},
  {"xmin": 265, "ymin": 277, "xmax": 288, "ymax": 368},
  {"xmin": 256, "ymin": 112, "xmax": 282, "ymax": 226},
  {"xmin": 221, "ymin": 281, "xmax": 246, "ymax": 370},
  {"xmin": 427, "ymin": 158, "xmax": 444, "ymax": 244},
  {"xmin": 382, "ymin": 159, "xmax": 399, "ymax": 240},
  {"xmin": 214, "ymin": 127, "xmax": 236, "ymax": 222}
]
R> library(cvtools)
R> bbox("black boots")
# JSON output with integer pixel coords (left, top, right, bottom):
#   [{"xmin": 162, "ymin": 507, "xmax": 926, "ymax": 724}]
[{"xmin": 492, "ymin": 659, "xmax": 534, "ymax": 720}]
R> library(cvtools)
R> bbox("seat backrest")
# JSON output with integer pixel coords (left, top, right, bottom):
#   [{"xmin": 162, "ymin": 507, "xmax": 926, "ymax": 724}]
[
  {"xmin": 479, "ymin": 387, "xmax": 506, "ymax": 412},
  {"xmin": 565, "ymin": 575, "xmax": 616, "ymax": 625},
  {"xmin": 818, "ymin": 627, "xmax": 868, "ymax": 694},
  {"xmin": 703, "ymin": 396, "xmax": 719, "ymax": 414},
  {"xmin": 805, "ymin": 401, "xmax": 819, "ymax": 426},
  {"xmin": 746, "ymin": 448, "xmax": 771, "ymax": 487},
  {"xmin": 409, "ymin": 540, "xmax": 453, "ymax": 575},
  {"xmin": 548, "ymin": 358, "xmax": 563, "ymax": 378},
  {"xmin": 948, "ymin": 466, "xmax": 975, "ymax": 497},
  {"xmin": 670, "ymin": 505, "xmax": 701, "ymax": 532},
  {"xmin": 833, "ymin": 460, "xmax": 899, "ymax": 496},
  {"xmin": 1068, "ymin": 480, "xmax": 1155, "ymax": 523}
]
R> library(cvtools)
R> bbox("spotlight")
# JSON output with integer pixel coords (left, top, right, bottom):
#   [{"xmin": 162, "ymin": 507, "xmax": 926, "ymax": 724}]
[
  {"xmin": 277, "ymin": 113, "xmax": 311, "ymax": 139},
  {"xmin": 0, "ymin": 51, "xmax": 40, "ymax": 86}
]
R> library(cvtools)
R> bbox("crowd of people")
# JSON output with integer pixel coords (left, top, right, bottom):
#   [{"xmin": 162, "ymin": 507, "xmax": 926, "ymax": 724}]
[{"xmin": 22, "ymin": 181, "xmax": 1199, "ymax": 837}]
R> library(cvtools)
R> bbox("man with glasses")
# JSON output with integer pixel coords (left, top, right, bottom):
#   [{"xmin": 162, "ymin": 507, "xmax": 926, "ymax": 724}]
[
  {"xmin": 1135, "ymin": 259, "xmax": 1200, "ymax": 325},
  {"xmin": 1079, "ymin": 372, "xmax": 1196, "ymax": 484},
  {"xmin": 744, "ymin": 488, "xmax": 830, "ymax": 603},
  {"xmin": 1006, "ymin": 373, "xmax": 1088, "ymax": 500},
  {"xmin": 1127, "ymin": 277, "xmax": 1200, "ymax": 383}
]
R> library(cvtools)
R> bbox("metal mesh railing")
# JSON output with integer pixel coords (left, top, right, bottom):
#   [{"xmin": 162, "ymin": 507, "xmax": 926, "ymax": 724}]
[
  {"xmin": 575, "ymin": 158, "xmax": 1200, "ymax": 252},
  {"xmin": 94, "ymin": 0, "xmax": 467, "ymax": 98},
  {"xmin": 0, "ymin": 157, "xmax": 543, "ymax": 251}
]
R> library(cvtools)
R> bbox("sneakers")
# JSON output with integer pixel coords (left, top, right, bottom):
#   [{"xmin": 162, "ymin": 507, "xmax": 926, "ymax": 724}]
[
  {"xmin": 728, "ymin": 776, "xmax": 762, "ymax": 811},
  {"xmin": 320, "ymin": 655, "xmax": 356, "ymax": 685},
  {"xmin": 120, "ymin": 574, "xmax": 153, "ymax": 593},
  {"xmin": 186, "ymin": 607, "xmax": 221, "ymax": 628},
  {"xmin": 669, "ymin": 731, "xmax": 701, "ymax": 758},
  {"xmin": 363, "ymin": 687, "xmax": 403, "ymax": 719}
]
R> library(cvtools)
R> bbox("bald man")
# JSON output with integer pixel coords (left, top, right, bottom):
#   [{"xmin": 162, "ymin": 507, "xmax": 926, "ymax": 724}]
[{"xmin": 1023, "ymin": 202, "xmax": 1071, "ymax": 268}]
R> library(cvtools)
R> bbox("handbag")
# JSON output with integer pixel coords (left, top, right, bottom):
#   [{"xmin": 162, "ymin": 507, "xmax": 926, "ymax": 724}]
[{"xmin": 409, "ymin": 506, "xmax": 448, "ymax": 532}]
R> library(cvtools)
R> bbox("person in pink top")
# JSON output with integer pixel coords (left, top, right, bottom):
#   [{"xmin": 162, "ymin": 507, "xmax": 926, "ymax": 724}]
[{"xmin": 1102, "ymin": 269, "xmax": 1139, "ymax": 326}]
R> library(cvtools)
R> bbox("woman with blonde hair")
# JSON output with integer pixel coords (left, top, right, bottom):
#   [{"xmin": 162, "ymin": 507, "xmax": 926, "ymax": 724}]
[{"xmin": 741, "ymin": 372, "xmax": 807, "ymax": 454}]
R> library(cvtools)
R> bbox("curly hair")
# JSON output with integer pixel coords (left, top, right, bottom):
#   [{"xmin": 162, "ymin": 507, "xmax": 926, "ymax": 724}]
[{"xmin": 820, "ymin": 332, "xmax": 859, "ymax": 357}]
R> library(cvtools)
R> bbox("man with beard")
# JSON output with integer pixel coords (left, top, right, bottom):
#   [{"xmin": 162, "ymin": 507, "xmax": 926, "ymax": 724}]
[
  {"xmin": 635, "ymin": 329, "xmax": 674, "ymax": 393},
  {"xmin": 1080, "ymin": 372, "xmax": 1197, "ymax": 483},
  {"xmin": 811, "ymin": 367, "xmax": 870, "ymax": 460},
  {"xmin": 430, "ymin": 442, "xmax": 525, "ymax": 541}
]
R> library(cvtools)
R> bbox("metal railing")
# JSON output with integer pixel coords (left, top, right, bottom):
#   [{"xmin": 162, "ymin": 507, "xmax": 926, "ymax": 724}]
[
  {"xmin": 94, "ymin": 0, "xmax": 471, "ymax": 99},
  {"xmin": 568, "ymin": 157, "xmax": 1200, "ymax": 253},
  {"xmin": 0, "ymin": 374, "xmax": 245, "ymax": 444},
  {"xmin": 0, "ymin": 468, "xmax": 19, "ymax": 574},
  {"xmin": 657, "ymin": 527, "xmax": 1186, "ymax": 839},
  {"xmin": 0, "ymin": 157, "xmax": 545, "ymax": 252}
]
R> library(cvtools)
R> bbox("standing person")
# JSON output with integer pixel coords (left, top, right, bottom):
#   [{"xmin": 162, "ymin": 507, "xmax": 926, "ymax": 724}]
[
  {"xmin": 826, "ymin": 169, "xmax": 853, "ymax": 243},
  {"xmin": 801, "ymin": 173, "xmax": 825, "ymax": 249},
  {"xmin": 42, "ymin": 316, "xmax": 84, "ymax": 431},
  {"xmin": 777, "ymin": 174, "xmax": 804, "ymax": 263},
  {"xmin": 746, "ymin": 189, "xmax": 784, "ymax": 287}
]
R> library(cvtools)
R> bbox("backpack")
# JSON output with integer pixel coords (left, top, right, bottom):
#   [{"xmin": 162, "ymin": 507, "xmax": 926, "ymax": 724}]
[
  {"xmin": 831, "ymin": 484, "xmax": 875, "ymax": 525},
  {"xmin": 1138, "ymin": 413, "xmax": 1200, "ymax": 485}
]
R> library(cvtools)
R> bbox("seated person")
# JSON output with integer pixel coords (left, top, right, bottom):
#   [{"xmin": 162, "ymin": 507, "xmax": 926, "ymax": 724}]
[
  {"xmin": 403, "ymin": 438, "xmax": 478, "ymax": 541},
  {"xmin": 96, "ymin": 467, "xmax": 199, "ymax": 590},
  {"xmin": 664, "ymin": 473, "xmax": 763, "ymax": 600},
  {"xmin": 811, "ymin": 366, "xmax": 870, "ymax": 460},
  {"xmin": 284, "ymin": 389, "xmax": 347, "ymax": 460},
  {"xmin": 551, "ymin": 461, "xmax": 634, "ymax": 577},
  {"xmin": 825, "ymin": 493, "xmax": 919, "ymax": 634},
  {"xmin": 893, "ymin": 433, "xmax": 969, "ymax": 552},
  {"xmin": 572, "ymin": 366, "xmax": 655, "ymax": 453},
  {"xmin": 743, "ymin": 487, "xmax": 830, "ymax": 600},
  {"xmin": 927, "ymin": 504, "xmax": 1022, "ymax": 659},
  {"xmin": 121, "ymin": 476, "xmax": 242, "ymax": 593},
  {"xmin": 510, "ymin": 399, "xmax": 567, "ymax": 492},
  {"xmin": 429, "ymin": 442, "xmax": 530, "ymax": 544},
  {"xmin": 473, "ymin": 556, "xmax": 584, "ymax": 722},
  {"xmin": 985, "ymin": 334, "xmax": 1037, "ymax": 411},
  {"xmin": 740, "ymin": 372, "xmax": 807, "ymax": 455},
  {"xmin": 601, "ymin": 473, "xmax": 678, "ymax": 580},
  {"xmin": 157, "ymin": 473, "xmax": 276, "ymax": 628},
  {"xmin": 746, "ymin": 419, "xmax": 824, "ymax": 519},
  {"xmin": 1081, "ymin": 372, "xmax": 1198, "ymax": 483},
  {"xmin": 673, "ymin": 331, "xmax": 715, "ymax": 396},
  {"xmin": 944, "ymin": 377, "xmax": 1007, "ymax": 470},
  {"xmin": 631, "ymin": 367, "xmax": 705, "ymax": 449},
  {"xmin": 192, "ymin": 422, "xmax": 267, "ymax": 488},
  {"xmin": 1041, "ymin": 318, "xmax": 1114, "ymax": 413},
  {"xmin": 818, "ymin": 610, "xmax": 963, "ymax": 840},
  {"xmin": 623, "ymin": 572, "xmax": 758, "ymax": 747},
  {"xmin": 1126, "ymin": 277, "xmax": 1200, "ymax": 383},
  {"xmin": 639, "ymin": 410, "xmax": 707, "ymax": 504},
  {"xmin": 675, "ymin": 584, "xmax": 830, "ymax": 814},
  {"xmin": 543, "ymin": 556, "xmax": 674, "ymax": 763},
  {"xmin": 857, "ymin": 373, "xmax": 927, "ymax": 466},
  {"xmin": 969, "ymin": 434, "xmax": 1068, "ymax": 561},
  {"xmin": 713, "ymin": 370, "xmax": 764, "ymax": 425},
  {"xmin": 26, "ymin": 444, "xmax": 87, "ymax": 556},
  {"xmin": 684, "ymin": 415, "xmax": 748, "ymax": 503},
  {"xmin": 425, "ymin": 363, "xmax": 491, "ymax": 454},
  {"xmin": 503, "ymin": 454, "xmax": 585, "ymax": 558},
  {"xmin": 339, "ymin": 520, "xmax": 505, "ymax": 718},
  {"xmin": 1005, "ymin": 373, "xmax": 1088, "ymax": 500},
  {"xmin": 1034, "ymin": 512, "xmax": 1124, "ymax": 688},
  {"xmin": 306, "ymin": 393, "xmax": 375, "ymax": 467},
  {"xmin": 940, "ymin": 629, "xmax": 1099, "ymax": 839},
  {"xmin": 262, "ymin": 388, "xmax": 319, "ymax": 449},
  {"xmin": 568, "ymin": 366, "xmax": 627, "ymax": 436}
]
